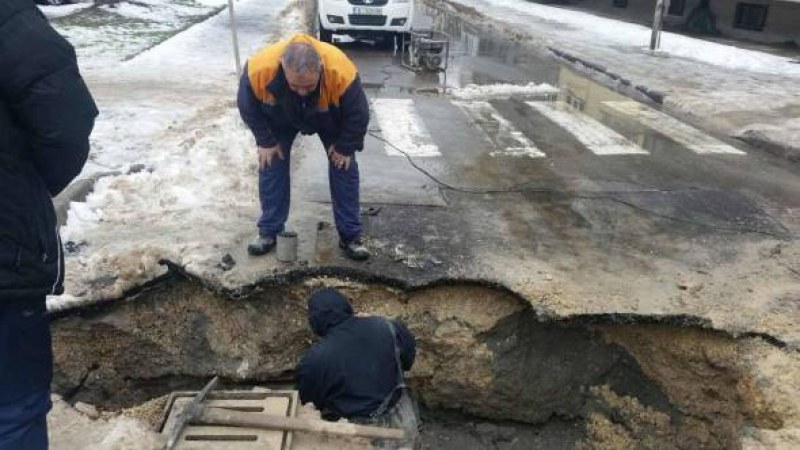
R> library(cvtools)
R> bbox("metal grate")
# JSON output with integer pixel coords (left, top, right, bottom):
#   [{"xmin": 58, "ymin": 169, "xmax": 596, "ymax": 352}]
[
  {"xmin": 348, "ymin": 15, "xmax": 388, "ymax": 26},
  {"xmin": 161, "ymin": 390, "xmax": 299, "ymax": 450}
]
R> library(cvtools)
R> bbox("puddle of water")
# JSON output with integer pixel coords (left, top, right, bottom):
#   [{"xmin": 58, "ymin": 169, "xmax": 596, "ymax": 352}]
[
  {"xmin": 419, "ymin": 2, "xmax": 562, "ymax": 88},
  {"xmin": 418, "ymin": 3, "xmax": 745, "ymax": 158}
]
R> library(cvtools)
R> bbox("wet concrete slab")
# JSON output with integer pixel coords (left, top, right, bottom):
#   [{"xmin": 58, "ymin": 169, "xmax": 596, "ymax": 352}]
[{"xmin": 211, "ymin": 4, "xmax": 800, "ymax": 347}]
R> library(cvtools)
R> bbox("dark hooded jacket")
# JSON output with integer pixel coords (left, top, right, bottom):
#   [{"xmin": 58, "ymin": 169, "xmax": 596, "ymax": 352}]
[
  {"xmin": 0, "ymin": 0, "xmax": 97, "ymax": 302},
  {"xmin": 296, "ymin": 289, "xmax": 415, "ymax": 419}
]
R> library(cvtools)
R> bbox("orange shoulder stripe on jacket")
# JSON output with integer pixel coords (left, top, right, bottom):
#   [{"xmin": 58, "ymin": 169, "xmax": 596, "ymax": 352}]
[
  {"xmin": 246, "ymin": 39, "xmax": 288, "ymax": 105},
  {"xmin": 246, "ymin": 34, "xmax": 359, "ymax": 108}
]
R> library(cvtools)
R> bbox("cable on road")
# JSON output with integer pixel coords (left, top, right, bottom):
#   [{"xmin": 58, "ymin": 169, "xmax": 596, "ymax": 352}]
[{"xmin": 367, "ymin": 131, "xmax": 795, "ymax": 239}]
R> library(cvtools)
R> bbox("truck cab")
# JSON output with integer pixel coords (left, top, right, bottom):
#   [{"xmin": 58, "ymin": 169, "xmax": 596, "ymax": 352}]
[{"xmin": 318, "ymin": 0, "xmax": 414, "ymax": 43}]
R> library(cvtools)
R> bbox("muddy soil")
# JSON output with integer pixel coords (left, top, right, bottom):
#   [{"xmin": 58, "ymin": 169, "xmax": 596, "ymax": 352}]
[{"xmin": 49, "ymin": 274, "xmax": 798, "ymax": 448}]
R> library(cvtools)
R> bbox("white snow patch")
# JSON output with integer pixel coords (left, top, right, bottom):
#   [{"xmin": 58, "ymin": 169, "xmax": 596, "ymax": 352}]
[
  {"xmin": 51, "ymin": 111, "xmax": 259, "ymax": 308},
  {"xmin": 112, "ymin": 0, "xmax": 279, "ymax": 82},
  {"xmin": 49, "ymin": 0, "xmax": 229, "ymax": 70},
  {"xmin": 450, "ymin": 82, "xmax": 559, "ymax": 100},
  {"xmin": 38, "ymin": 2, "xmax": 93, "ymax": 19}
]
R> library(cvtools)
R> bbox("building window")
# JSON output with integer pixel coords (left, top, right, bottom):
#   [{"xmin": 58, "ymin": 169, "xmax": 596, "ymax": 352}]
[
  {"xmin": 612, "ymin": 0, "xmax": 628, "ymax": 8},
  {"xmin": 734, "ymin": 3, "xmax": 769, "ymax": 31},
  {"xmin": 566, "ymin": 95, "xmax": 585, "ymax": 112},
  {"xmin": 668, "ymin": 0, "xmax": 686, "ymax": 16}
]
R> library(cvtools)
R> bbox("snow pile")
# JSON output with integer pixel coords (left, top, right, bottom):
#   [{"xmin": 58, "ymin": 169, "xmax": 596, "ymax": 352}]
[
  {"xmin": 38, "ymin": 1, "xmax": 94, "ymax": 19},
  {"xmin": 449, "ymin": 0, "xmax": 800, "ymax": 77},
  {"xmin": 44, "ymin": 0, "xmax": 306, "ymax": 309},
  {"xmin": 449, "ymin": 82, "xmax": 559, "ymax": 100},
  {"xmin": 50, "ymin": 110, "xmax": 259, "ymax": 309}
]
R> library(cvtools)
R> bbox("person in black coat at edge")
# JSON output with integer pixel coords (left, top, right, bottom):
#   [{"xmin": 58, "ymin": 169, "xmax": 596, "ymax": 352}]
[
  {"xmin": 297, "ymin": 288, "xmax": 421, "ymax": 449},
  {"xmin": 0, "ymin": 0, "xmax": 97, "ymax": 448}
]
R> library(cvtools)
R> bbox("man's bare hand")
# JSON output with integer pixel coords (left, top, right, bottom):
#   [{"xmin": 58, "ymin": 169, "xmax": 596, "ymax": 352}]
[
  {"xmin": 327, "ymin": 147, "xmax": 351, "ymax": 171},
  {"xmin": 258, "ymin": 145, "xmax": 284, "ymax": 169}
]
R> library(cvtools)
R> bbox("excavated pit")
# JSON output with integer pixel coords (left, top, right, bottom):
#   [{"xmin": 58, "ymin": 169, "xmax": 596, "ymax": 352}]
[{"xmin": 50, "ymin": 273, "xmax": 787, "ymax": 448}]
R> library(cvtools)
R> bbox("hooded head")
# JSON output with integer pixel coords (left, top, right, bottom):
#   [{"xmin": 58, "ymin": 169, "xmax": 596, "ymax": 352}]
[{"xmin": 308, "ymin": 288, "xmax": 354, "ymax": 337}]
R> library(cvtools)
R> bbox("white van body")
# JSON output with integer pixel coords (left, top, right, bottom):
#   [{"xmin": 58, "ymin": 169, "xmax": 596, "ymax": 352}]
[{"xmin": 318, "ymin": 0, "xmax": 414, "ymax": 42}]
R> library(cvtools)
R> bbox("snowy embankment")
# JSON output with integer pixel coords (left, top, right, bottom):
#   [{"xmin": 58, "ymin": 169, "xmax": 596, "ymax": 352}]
[{"xmin": 48, "ymin": 0, "xmax": 308, "ymax": 310}]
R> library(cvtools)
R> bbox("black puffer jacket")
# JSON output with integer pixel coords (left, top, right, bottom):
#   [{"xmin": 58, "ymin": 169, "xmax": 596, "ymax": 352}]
[
  {"xmin": 0, "ymin": 0, "xmax": 97, "ymax": 302},
  {"xmin": 296, "ymin": 289, "xmax": 416, "ymax": 419}
]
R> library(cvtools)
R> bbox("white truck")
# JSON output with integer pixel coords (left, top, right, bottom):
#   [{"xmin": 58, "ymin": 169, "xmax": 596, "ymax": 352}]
[{"xmin": 318, "ymin": 0, "xmax": 414, "ymax": 43}]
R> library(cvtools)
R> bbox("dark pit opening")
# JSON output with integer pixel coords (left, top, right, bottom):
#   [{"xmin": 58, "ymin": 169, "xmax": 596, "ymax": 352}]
[{"xmin": 51, "ymin": 276, "xmax": 780, "ymax": 448}]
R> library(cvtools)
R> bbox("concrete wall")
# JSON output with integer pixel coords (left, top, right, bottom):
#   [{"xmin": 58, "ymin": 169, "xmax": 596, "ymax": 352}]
[{"xmin": 571, "ymin": 0, "xmax": 800, "ymax": 45}]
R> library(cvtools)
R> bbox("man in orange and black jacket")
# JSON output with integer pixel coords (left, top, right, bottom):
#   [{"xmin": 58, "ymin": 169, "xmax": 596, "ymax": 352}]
[{"xmin": 237, "ymin": 34, "xmax": 370, "ymax": 261}]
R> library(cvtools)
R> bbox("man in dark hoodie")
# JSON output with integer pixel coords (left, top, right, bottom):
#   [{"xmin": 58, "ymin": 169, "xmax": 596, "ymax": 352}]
[
  {"xmin": 297, "ymin": 288, "xmax": 419, "ymax": 449},
  {"xmin": 1, "ymin": 0, "xmax": 97, "ymax": 448}
]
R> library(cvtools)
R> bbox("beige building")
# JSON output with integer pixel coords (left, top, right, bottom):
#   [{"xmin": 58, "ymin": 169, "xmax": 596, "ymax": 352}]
[{"xmin": 572, "ymin": 0, "xmax": 800, "ymax": 45}]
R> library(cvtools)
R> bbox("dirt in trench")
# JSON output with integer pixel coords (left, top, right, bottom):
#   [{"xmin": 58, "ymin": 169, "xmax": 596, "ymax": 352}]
[{"xmin": 49, "ymin": 275, "xmax": 798, "ymax": 448}]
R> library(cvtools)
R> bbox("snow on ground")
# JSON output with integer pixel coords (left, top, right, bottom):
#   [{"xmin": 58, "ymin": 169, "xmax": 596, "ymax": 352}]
[
  {"xmin": 38, "ymin": 1, "xmax": 94, "ymax": 19},
  {"xmin": 48, "ymin": 0, "xmax": 306, "ymax": 309},
  {"xmin": 51, "ymin": 110, "xmax": 258, "ymax": 310},
  {"xmin": 47, "ymin": 0, "xmax": 228, "ymax": 70},
  {"xmin": 447, "ymin": 0, "xmax": 800, "ymax": 77},
  {"xmin": 74, "ymin": 0, "xmax": 290, "ymax": 173},
  {"xmin": 449, "ymin": 82, "xmax": 559, "ymax": 100},
  {"xmin": 438, "ymin": 0, "xmax": 800, "ymax": 158}
]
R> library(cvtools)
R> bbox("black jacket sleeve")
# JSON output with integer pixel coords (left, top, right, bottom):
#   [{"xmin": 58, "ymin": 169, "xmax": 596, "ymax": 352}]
[
  {"xmin": 237, "ymin": 64, "xmax": 278, "ymax": 148},
  {"xmin": 0, "ymin": 5, "xmax": 97, "ymax": 196},
  {"xmin": 296, "ymin": 347, "xmax": 324, "ymax": 409},
  {"xmin": 393, "ymin": 320, "xmax": 416, "ymax": 371},
  {"xmin": 333, "ymin": 76, "xmax": 369, "ymax": 155}
]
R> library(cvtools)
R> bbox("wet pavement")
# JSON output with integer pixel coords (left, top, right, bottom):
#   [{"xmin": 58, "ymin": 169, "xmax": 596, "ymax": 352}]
[{"xmin": 215, "ymin": 3, "xmax": 800, "ymax": 346}]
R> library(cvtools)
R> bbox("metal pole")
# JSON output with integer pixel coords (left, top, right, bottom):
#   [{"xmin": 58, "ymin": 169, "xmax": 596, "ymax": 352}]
[
  {"xmin": 650, "ymin": 0, "xmax": 666, "ymax": 51},
  {"xmin": 228, "ymin": 0, "xmax": 242, "ymax": 78}
]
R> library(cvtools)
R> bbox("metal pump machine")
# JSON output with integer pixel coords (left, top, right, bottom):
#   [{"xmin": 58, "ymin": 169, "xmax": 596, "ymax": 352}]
[{"xmin": 400, "ymin": 29, "xmax": 450, "ymax": 85}]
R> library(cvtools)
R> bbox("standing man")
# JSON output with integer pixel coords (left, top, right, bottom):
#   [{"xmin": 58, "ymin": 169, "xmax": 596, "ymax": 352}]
[
  {"xmin": 238, "ymin": 34, "xmax": 371, "ymax": 261},
  {"xmin": 297, "ymin": 288, "xmax": 420, "ymax": 449},
  {"xmin": 0, "ymin": 0, "xmax": 97, "ymax": 448}
]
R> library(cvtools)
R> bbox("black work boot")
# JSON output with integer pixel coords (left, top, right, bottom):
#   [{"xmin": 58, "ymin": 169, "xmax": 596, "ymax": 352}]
[
  {"xmin": 340, "ymin": 238, "xmax": 370, "ymax": 261},
  {"xmin": 247, "ymin": 235, "xmax": 276, "ymax": 256}
]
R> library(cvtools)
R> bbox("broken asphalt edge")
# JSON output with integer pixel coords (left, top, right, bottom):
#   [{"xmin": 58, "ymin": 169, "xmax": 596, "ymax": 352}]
[{"xmin": 49, "ymin": 258, "xmax": 789, "ymax": 351}]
